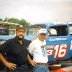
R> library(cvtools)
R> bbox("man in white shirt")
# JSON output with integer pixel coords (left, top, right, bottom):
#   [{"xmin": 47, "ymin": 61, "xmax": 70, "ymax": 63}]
[{"xmin": 27, "ymin": 28, "xmax": 49, "ymax": 72}]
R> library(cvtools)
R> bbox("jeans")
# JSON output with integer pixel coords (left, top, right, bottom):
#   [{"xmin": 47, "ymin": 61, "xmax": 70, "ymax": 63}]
[
  {"xmin": 4, "ymin": 64, "xmax": 29, "ymax": 72},
  {"xmin": 33, "ymin": 66, "xmax": 49, "ymax": 72}
]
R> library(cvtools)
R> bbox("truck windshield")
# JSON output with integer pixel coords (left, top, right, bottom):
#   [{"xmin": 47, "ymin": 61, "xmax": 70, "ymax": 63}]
[
  {"xmin": 48, "ymin": 25, "xmax": 68, "ymax": 36},
  {"xmin": 69, "ymin": 25, "xmax": 72, "ymax": 35}
]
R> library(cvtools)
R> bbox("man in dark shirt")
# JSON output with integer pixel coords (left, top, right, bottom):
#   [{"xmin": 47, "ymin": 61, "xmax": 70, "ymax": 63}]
[{"xmin": 0, "ymin": 25, "xmax": 31, "ymax": 72}]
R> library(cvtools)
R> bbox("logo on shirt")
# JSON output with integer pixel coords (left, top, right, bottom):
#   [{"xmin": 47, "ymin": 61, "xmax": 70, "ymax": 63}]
[{"xmin": 41, "ymin": 45, "xmax": 47, "ymax": 57}]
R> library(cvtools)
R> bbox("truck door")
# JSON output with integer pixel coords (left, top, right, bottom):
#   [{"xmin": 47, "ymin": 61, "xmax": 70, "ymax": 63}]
[{"xmin": 46, "ymin": 25, "xmax": 70, "ymax": 62}]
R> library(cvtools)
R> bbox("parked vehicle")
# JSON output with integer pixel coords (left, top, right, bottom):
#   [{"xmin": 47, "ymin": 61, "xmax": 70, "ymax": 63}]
[{"xmin": 25, "ymin": 23, "xmax": 72, "ymax": 71}]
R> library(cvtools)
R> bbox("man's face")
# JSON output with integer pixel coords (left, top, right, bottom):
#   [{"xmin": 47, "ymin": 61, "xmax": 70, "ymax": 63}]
[
  {"xmin": 38, "ymin": 33, "xmax": 46, "ymax": 41},
  {"xmin": 16, "ymin": 29, "xmax": 25, "ymax": 40}
]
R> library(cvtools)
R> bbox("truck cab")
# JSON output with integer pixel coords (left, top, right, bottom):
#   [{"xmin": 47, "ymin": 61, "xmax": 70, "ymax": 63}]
[
  {"xmin": 25, "ymin": 23, "xmax": 72, "ymax": 67},
  {"xmin": 46, "ymin": 24, "xmax": 72, "ymax": 62}
]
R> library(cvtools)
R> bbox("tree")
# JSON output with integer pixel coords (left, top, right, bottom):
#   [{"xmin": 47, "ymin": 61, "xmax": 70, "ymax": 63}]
[
  {"xmin": 0, "ymin": 18, "xmax": 3, "ymax": 21},
  {"xmin": 8, "ymin": 18, "xmax": 20, "ymax": 24},
  {"xmin": 19, "ymin": 19, "xmax": 30, "ymax": 27},
  {"xmin": 1, "ymin": 17, "xmax": 30, "ymax": 27},
  {"xmin": 3, "ymin": 17, "xmax": 9, "ymax": 22}
]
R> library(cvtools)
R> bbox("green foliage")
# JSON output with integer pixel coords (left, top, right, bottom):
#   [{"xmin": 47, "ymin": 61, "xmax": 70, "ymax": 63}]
[
  {"xmin": 0, "ymin": 18, "xmax": 3, "ymax": 21},
  {"xmin": 8, "ymin": 18, "xmax": 20, "ymax": 24},
  {"xmin": 0, "ymin": 17, "xmax": 30, "ymax": 27},
  {"xmin": 19, "ymin": 19, "xmax": 30, "ymax": 27},
  {"xmin": 3, "ymin": 17, "xmax": 8, "ymax": 22}
]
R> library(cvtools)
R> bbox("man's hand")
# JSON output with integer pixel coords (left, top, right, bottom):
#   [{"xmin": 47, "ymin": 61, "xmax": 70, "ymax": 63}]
[
  {"xmin": 5, "ymin": 61, "xmax": 17, "ymax": 70},
  {"xmin": 30, "ymin": 60, "xmax": 37, "ymax": 66},
  {"xmin": 0, "ymin": 53, "xmax": 16, "ymax": 70},
  {"xmin": 27, "ymin": 54, "xmax": 37, "ymax": 66}
]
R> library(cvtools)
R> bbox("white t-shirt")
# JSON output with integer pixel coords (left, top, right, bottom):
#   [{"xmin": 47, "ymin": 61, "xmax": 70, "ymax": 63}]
[{"xmin": 28, "ymin": 38, "xmax": 48, "ymax": 63}]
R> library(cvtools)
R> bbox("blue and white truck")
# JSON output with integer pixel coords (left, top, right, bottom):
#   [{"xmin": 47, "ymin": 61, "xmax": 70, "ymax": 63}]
[{"xmin": 25, "ymin": 23, "xmax": 72, "ymax": 71}]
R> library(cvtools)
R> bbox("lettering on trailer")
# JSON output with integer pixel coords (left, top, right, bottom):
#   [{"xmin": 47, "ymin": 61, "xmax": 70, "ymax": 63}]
[{"xmin": 46, "ymin": 44, "xmax": 68, "ymax": 59}]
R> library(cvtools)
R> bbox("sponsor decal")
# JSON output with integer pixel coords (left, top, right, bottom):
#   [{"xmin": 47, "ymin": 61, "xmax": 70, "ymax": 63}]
[
  {"xmin": 46, "ymin": 44, "xmax": 68, "ymax": 59},
  {"xmin": 49, "ymin": 38, "xmax": 67, "ymax": 41}
]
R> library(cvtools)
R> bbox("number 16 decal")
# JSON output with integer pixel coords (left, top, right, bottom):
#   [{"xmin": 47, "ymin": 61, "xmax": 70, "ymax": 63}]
[{"xmin": 54, "ymin": 44, "xmax": 67, "ymax": 59}]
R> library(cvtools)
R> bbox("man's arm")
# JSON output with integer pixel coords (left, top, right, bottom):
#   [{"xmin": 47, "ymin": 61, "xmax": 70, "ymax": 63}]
[
  {"xmin": 0, "ymin": 53, "xmax": 17, "ymax": 70},
  {"xmin": 0, "ymin": 53, "xmax": 7, "ymax": 65},
  {"xmin": 27, "ymin": 54, "xmax": 37, "ymax": 66}
]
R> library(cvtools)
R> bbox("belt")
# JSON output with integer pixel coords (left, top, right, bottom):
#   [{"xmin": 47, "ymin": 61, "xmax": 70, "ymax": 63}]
[
  {"xmin": 37, "ymin": 63, "xmax": 48, "ymax": 66},
  {"xmin": 17, "ymin": 63, "xmax": 27, "ymax": 67},
  {"xmin": 17, "ymin": 65, "xmax": 25, "ymax": 67}
]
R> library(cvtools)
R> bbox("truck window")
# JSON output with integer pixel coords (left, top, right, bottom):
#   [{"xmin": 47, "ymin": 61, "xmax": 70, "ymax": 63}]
[
  {"xmin": 27, "ymin": 24, "xmax": 46, "ymax": 35},
  {"xmin": 48, "ymin": 25, "xmax": 68, "ymax": 36},
  {"xmin": 69, "ymin": 25, "xmax": 72, "ymax": 35},
  {"xmin": 48, "ymin": 28, "xmax": 57, "ymax": 36},
  {"xmin": 27, "ymin": 27, "xmax": 41, "ymax": 35}
]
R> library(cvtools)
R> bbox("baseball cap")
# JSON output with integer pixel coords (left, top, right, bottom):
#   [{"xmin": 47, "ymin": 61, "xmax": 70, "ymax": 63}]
[
  {"xmin": 38, "ymin": 28, "xmax": 47, "ymax": 34},
  {"xmin": 16, "ymin": 25, "xmax": 25, "ymax": 31}
]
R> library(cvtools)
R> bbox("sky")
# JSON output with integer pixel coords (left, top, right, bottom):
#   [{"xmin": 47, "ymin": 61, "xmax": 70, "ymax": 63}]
[{"xmin": 0, "ymin": 0, "xmax": 72, "ymax": 24}]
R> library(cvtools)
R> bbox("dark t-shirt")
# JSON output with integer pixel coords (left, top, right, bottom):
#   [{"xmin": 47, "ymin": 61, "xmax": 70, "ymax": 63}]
[{"xmin": 0, "ymin": 37, "xmax": 31, "ymax": 66}]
